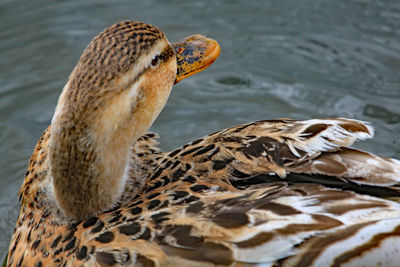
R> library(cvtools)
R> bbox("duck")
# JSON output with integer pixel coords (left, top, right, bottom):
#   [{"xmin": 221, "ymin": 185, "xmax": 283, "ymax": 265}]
[{"xmin": 7, "ymin": 20, "xmax": 400, "ymax": 267}]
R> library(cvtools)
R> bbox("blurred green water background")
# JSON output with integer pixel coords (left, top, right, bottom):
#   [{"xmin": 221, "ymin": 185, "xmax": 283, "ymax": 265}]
[{"xmin": 1, "ymin": 0, "xmax": 400, "ymax": 261}]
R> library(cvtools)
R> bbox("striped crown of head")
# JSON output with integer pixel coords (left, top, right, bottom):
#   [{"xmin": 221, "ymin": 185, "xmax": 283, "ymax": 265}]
[{"xmin": 70, "ymin": 21, "xmax": 166, "ymax": 91}]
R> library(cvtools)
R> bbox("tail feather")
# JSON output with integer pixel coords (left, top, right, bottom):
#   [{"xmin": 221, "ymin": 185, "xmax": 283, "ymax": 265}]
[
  {"xmin": 280, "ymin": 118, "xmax": 374, "ymax": 157},
  {"xmin": 290, "ymin": 148, "xmax": 400, "ymax": 188}
]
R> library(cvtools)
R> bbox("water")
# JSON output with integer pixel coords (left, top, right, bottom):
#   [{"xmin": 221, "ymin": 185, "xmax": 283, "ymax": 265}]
[{"xmin": 1, "ymin": 0, "xmax": 400, "ymax": 260}]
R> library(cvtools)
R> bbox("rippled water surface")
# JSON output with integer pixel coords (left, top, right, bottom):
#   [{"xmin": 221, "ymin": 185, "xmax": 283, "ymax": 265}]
[{"xmin": 1, "ymin": 0, "xmax": 400, "ymax": 260}]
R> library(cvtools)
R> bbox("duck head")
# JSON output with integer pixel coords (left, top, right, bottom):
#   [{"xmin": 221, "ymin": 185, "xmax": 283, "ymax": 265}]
[{"xmin": 49, "ymin": 21, "xmax": 220, "ymax": 221}]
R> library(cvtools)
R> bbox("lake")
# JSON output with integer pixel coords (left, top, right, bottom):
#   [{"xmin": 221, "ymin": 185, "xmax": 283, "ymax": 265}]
[{"xmin": 1, "ymin": 0, "xmax": 399, "ymax": 261}]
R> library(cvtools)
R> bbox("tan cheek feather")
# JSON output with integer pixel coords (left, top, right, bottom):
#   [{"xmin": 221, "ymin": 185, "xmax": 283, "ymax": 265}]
[
  {"xmin": 91, "ymin": 57, "xmax": 176, "ymax": 148},
  {"xmin": 138, "ymin": 58, "xmax": 177, "ymax": 125}
]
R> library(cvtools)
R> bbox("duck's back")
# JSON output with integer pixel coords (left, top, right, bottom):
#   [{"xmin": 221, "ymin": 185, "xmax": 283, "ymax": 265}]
[{"xmin": 8, "ymin": 118, "xmax": 400, "ymax": 266}]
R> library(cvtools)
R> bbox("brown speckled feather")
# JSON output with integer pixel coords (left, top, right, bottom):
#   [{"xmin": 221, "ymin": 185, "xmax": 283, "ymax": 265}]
[
  {"xmin": 9, "ymin": 118, "xmax": 400, "ymax": 266},
  {"xmin": 8, "ymin": 21, "xmax": 400, "ymax": 267}
]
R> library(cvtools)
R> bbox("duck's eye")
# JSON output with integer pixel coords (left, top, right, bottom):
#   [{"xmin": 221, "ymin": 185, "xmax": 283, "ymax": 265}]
[{"xmin": 151, "ymin": 55, "xmax": 160, "ymax": 68}]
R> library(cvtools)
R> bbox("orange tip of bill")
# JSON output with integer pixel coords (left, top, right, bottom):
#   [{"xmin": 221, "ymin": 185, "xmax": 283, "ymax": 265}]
[{"xmin": 173, "ymin": 34, "xmax": 221, "ymax": 84}]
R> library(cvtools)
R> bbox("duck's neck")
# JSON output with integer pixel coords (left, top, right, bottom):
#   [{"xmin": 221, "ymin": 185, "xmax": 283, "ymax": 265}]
[
  {"xmin": 50, "ymin": 127, "xmax": 131, "ymax": 221},
  {"xmin": 49, "ymin": 83, "xmax": 150, "ymax": 221}
]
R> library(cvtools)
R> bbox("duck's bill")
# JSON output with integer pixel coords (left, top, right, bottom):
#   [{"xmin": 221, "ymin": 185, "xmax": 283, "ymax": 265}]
[{"xmin": 173, "ymin": 34, "xmax": 221, "ymax": 84}]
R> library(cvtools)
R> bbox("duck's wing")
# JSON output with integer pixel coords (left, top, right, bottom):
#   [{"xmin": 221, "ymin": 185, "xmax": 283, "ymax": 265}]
[
  {"xmin": 147, "ymin": 118, "xmax": 400, "ymax": 196},
  {"xmin": 127, "ymin": 117, "xmax": 400, "ymax": 266}
]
